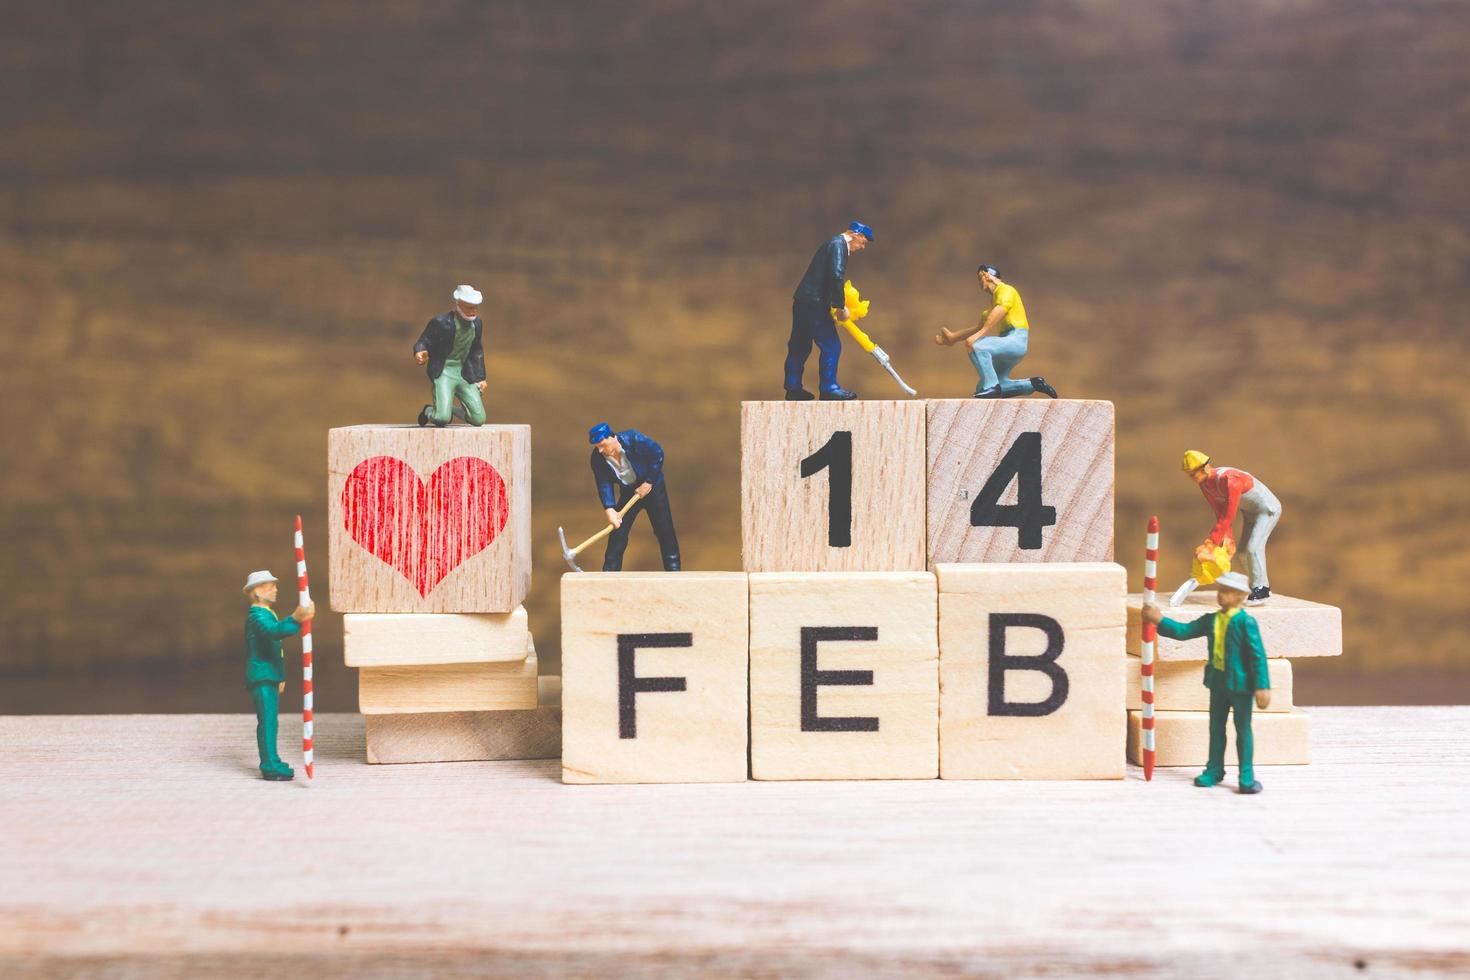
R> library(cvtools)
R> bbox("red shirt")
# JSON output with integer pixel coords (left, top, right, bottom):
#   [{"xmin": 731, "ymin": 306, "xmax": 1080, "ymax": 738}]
[{"xmin": 1199, "ymin": 467, "xmax": 1255, "ymax": 544}]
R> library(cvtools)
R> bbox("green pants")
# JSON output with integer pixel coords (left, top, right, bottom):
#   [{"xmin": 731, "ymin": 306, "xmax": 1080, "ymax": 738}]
[
  {"xmin": 249, "ymin": 682, "xmax": 283, "ymax": 772},
  {"xmin": 1205, "ymin": 674, "xmax": 1255, "ymax": 785},
  {"xmin": 429, "ymin": 361, "xmax": 486, "ymax": 426}
]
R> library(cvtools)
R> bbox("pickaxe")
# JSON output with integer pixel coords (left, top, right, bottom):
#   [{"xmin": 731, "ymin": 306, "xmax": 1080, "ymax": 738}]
[{"xmin": 557, "ymin": 495, "xmax": 639, "ymax": 572}]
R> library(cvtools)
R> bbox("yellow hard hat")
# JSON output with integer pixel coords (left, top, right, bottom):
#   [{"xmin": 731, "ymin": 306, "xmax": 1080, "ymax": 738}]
[{"xmin": 1181, "ymin": 450, "xmax": 1210, "ymax": 473}]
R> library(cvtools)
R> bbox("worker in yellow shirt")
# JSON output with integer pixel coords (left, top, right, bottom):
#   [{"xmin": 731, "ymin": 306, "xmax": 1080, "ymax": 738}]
[{"xmin": 935, "ymin": 265, "xmax": 1057, "ymax": 399}]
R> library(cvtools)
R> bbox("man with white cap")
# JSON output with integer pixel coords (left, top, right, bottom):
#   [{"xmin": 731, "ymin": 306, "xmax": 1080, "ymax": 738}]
[
  {"xmin": 413, "ymin": 285, "xmax": 489, "ymax": 427},
  {"xmin": 1143, "ymin": 571, "xmax": 1272, "ymax": 795},
  {"xmin": 242, "ymin": 570, "xmax": 315, "ymax": 781},
  {"xmin": 1176, "ymin": 450, "xmax": 1281, "ymax": 605}
]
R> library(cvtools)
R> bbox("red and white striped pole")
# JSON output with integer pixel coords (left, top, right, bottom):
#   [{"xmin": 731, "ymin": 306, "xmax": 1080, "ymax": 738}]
[
  {"xmin": 294, "ymin": 515, "xmax": 314, "ymax": 780},
  {"xmin": 1141, "ymin": 515, "xmax": 1159, "ymax": 781}
]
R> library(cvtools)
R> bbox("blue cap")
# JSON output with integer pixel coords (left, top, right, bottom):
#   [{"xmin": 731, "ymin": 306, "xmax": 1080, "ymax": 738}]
[
  {"xmin": 588, "ymin": 423, "xmax": 614, "ymax": 444},
  {"xmin": 848, "ymin": 221, "xmax": 874, "ymax": 241}
]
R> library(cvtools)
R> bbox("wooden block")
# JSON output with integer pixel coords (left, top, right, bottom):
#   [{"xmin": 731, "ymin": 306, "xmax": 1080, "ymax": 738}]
[
  {"xmin": 927, "ymin": 399, "xmax": 1114, "ymax": 566},
  {"xmin": 937, "ymin": 563, "xmax": 1126, "ymax": 779},
  {"xmin": 328, "ymin": 424, "xmax": 531, "ymax": 613},
  {"xmin": 364, "ymin": 677, "xmax": 562, "ymax": 764},
  {"xmin": 1127, "ymin": 591, "xmax": 1342, "ymax": 661},
  {"xmin": 740, "ymin": 401, "xmax": 926, "ymax": 572},
  {"xmin": 359, "ymin": 636, "xmax": 539, "ymax": 714},
  {"xmin": 561, "ymin": 573, "xmax": 748, "ymax": 784},
  {"xmin": 1127, "ymin": 656, "xmax": 1294, "ymax": 712},
  {"xmin": 1127, "ymin": 709, "xmax": 1312, "ymax": 766},
  {"xmin": 749, "ymin": 572, "xmax": 938, "ymax": 780},
  {"xmin": 343, "ymin": 607, "xmax": 529, "ymax": 667}
]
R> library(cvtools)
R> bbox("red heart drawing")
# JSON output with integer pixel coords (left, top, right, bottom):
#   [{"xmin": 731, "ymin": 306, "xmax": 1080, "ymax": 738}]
[{"xmin": 342, "ymin": 456, "xmax": 509, "ymax": 596}]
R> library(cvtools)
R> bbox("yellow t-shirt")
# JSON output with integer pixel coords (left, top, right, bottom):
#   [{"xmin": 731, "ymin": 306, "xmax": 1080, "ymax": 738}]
[
  {"xmin": 1211, "ymin": 607, "xmax": 1240, "ymax": 671},
  {"xmin": 987, "ymin": 281, "xmax": 1029, "ymax": 331}
]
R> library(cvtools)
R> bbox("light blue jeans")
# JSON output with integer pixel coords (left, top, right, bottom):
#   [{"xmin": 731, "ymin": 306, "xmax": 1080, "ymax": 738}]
[{"xmin": 969, "ymin": 327, "xmax": 1034, "ymax": 396}]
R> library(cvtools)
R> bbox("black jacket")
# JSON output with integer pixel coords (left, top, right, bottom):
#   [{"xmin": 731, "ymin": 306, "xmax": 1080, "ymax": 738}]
[
  {"xmin": 590, "ymin": 430, "xmax": 666, "ymax": 509},
  {"xmin": 412, "ymin": 312, "xmax": 486, "ymax": 383},
  {"xmin": 792, "ymin": 235, "xmax": 848, "ymax": 308}
]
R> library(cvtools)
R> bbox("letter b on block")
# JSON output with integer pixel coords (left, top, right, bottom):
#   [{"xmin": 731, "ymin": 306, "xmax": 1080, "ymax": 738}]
[
  {"xmin": 561, "ymin": 573, "xmax": 749, "ymax": 783},
  {"xmin": 938, "ymin": 563, "xmax": 1126, "ymax": 779}
]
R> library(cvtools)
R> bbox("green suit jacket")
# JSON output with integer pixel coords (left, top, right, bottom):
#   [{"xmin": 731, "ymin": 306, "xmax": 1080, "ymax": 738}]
[
  {"xmin": 1157, "ymin": 609, "xmax": 1270, "ymax": 695},
  {"xmin": 245, "ymin": 606, "xmax": 299, "ymax": 688}
]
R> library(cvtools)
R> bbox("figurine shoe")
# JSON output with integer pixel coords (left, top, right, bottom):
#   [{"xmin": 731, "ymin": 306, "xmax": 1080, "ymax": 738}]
[
  {"xmin": 1192, "ymin": 770, "xmax": 1224, "ymax": 788},
  {"xmin": 1238, "ymin": 780, "xmax": 1264, "ymax": 795},
  {"xmin": 1246, "ymin": 587, "xmax": 1271, "ymax": 606},
  {"xmin": 1030, "ymin": 377, "xmax": 1059, "ymax": 399},
  {"xmin": 973, "ymin": 385, "xmax": 1004, "ymax": 399},
  {"xmin": 261, "ymin": 763, "xmax": 295, "ymax": 781},
  {"xmin": 417, "ymin": 405, "xmax": 432, "ymax": 427},
  {"xmin": 819, "ymin": 388, "xmax": 857, "ymax": 401},
  {"xmin": 784, "ymin": 389, "xmax": 816, "ymax": 401}
]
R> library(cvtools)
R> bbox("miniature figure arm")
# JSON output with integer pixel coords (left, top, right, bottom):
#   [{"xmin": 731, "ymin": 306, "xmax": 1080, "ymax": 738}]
[
  {"xmin": 637, "ymin": 433, "xmax": 665, "ymax": 485},
  {"xmin": 248, "ymin": 607, "xmax": 300, "ymax": 641},
  {"xmin": 827, "ymin": 240, "xmax": 847, "ymax": 313},
  {"xmin": 934, "ymin": 325, "xmax": 970, "ymax": 346},
  {"xmin": 1241, "ymin": 616, "xmax": 1270, "ymax": 691},
  {"xmin": 412, "ymin": 319, "xmax": 436, "ymax": 357},
  {"xmin": 591, "ymin": 455, "xmax": 618, "ymax": 510},
  {"xmin": 1207, "ymin": 474, "xmax": 1244, "ymax": 545},
  {"xmin": 465, "ymin": 327, "xmax": 487, "ymax": 384},
  {"xmin": 967, "ymin": 304, "xmax": 1007, "ymax": 344},
  {"xmin": 1154, "ymin": 612, "xmax": 1213, "ymax": 642}
]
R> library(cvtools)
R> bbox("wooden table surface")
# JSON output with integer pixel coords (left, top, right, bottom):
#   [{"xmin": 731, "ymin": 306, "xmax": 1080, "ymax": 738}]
[{"xmin": 2, "ymin": 708, "xmax": 1466, "ymax": 978}]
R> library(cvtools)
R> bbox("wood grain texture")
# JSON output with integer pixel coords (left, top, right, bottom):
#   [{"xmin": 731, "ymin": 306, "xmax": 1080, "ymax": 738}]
[
  {"xmin": 927, "ymin": 399, "xmax": 1114, "ymax": 565},
  {"xmin": 1127, "ymin": 708, "xmax": 1312, "ymax": 766},
  {"xmin": 358, "ymin": 639, "xmax": 538, "ymax": 714},
  {"xmin": 937, "ymin": 563, "xmax": 1126, "ymax": 779},
  {"xmin": 327, "ymin": 424, "xmax": 531, "ymax": 613},
  {"xmin": 1128, "ymin": 591, "xmax": 1343, "ymax": 661},
  {"xmin": 1128, "ymin": 655, "xmax": 1294, "ymax": 711},
  {"xmin": 740, "ymin": 401, "xmax": 926, "ymax": 572},
  {"xmin": 343, "ymin": 607, "xmax": 529, "ymax": 667},
  {"xmin": 2, "ymin": 710, "xmax": 1467, "ymax": 976},
  {"xmin": 364, "ymin": 677, "xmax": 561, "ymax": 764},
  {"xmin": 560, "ymin": 573, "xmax": 749, "ymax": 784},
  {"xmin": 749, "ymin": 572, "xmax": 938, "ymax": 780}
]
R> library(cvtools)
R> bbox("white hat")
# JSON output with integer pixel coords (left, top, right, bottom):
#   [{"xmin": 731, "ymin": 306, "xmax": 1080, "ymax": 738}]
[
  {"xmin": 243, "ymin": 570, "xmax": 278, "ymax": 594},
  {"xmin": 453, "ymin": 284, "xmax": 483, "ymax": 306},
  {"xmin": 1214, "ymin": 571, "xmax": 1250, "ymax": 594}
]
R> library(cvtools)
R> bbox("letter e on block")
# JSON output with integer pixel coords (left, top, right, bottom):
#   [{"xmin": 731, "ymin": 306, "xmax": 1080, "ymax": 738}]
[
  {"xmin": 938, "ymin": 563, "xmax": 1125, "ymax": 779},
  {"xmin": 561, "ymin": 572, "xmax": 748, "ymax": 783}
]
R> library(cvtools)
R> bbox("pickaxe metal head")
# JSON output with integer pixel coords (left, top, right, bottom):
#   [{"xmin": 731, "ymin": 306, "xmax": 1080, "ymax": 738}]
[{"xmin": 557, "ymin": 526, "xmax": 584, "ymax": 572}]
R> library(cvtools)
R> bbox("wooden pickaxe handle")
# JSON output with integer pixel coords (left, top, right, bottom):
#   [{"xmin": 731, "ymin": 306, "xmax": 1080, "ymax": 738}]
[{"xmin": 570, "ymin": 494, "xmax": 640, "ymax": 557}]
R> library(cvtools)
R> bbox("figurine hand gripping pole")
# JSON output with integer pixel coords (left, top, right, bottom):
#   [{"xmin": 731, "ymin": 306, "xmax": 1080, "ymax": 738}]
[
  {"xmin": 557, "ymin": 496, "xmax": 639, "ymax": 572},
  {"xmin": 831, "ymin": 281, "xmax": 917, "ymax": 396},
  {"xmin": 1140, "ymin": 516, "xmax": 1159, "ymax": 782},
  {"xmin": 293, "ymin": 516, "xmax": 314, "ymax": 780}
]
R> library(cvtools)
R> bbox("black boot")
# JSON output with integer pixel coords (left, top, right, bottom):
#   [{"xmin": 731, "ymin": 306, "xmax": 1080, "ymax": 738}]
[
  {"xmin": 1247, "ymin": 586, "xmax": 1271, "ymax": 606},
  {"xmin": 417, "ymin": 405, "xmax": 433, "ymax": 426},
  {"xmin": 819, "ymin": 387, "xmax": 857, "ymax": 401},
  {"xmin": 1238, "ymin": 780, "xmax": 1264, "ymax": 795},
  {"xmin": 1031, "ymin": 377, "xmax": 1058, "ymax": 399},
  {"xmin": 785, "ymin": 389, "xmax": 815, "ymax": 402},
  {"xmin": 973, "ymin": 385, "xmax": 1003, "ymax": 399}
]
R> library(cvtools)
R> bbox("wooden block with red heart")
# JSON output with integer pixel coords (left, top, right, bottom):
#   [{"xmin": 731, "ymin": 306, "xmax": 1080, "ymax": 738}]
[{"xmin": 328, "ymin": 424, "xmax": 531, "ymax": 613}]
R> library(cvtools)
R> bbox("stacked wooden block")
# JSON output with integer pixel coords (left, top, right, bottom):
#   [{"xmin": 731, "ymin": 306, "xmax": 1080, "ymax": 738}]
[
  {"xmin": 328, "ymin": 425, "xmax": 559, "ymax": 763},
  {"xmin": 562, "ymin": 399, "xmax": 1130, "ymax": 782},
  {"xmin": 1122, "ymin": 592, "xmax": 1341, "ymax": 766}
]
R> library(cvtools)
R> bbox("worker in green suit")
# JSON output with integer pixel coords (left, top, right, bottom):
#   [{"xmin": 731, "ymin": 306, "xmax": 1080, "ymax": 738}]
[
  {"xmin": 1143, "ymin": 571, "xmax": 1271, "ymax": 794},
  {"xmin": 242, "ymin": 570, "xmax": 315, "ymax": 781}
]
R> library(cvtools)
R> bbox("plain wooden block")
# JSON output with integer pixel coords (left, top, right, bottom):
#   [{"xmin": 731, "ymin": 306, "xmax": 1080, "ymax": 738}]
[
  {"xmin": 1127, "ymin": 591, "xmax": 1343, "ymax": 661},
  {"xmin": 740, "ymin": 401, "xmax": 926, "ymax": 572},
  {"xmin": 749, "ymin": 572, "xmax": 938, "ymax": 780},
  {"xmin": 359, "ymin": 637, "xmax": 539, "ymax": 714},
  {"xmin": 937, "ymin": 563, "xmax": 1126, "ymax": 779},
  {"xmin": 364, "ymin": 677, "xmax": 562, "ymax": 764},
  {"xmin": 1127, "ymin": 709, "xmax": 1312, "ymax": 766},
  {"xmin": 1127, "ymin": 656, "xmax": 1293, "ymax": 712},
  {"xmin": 328, "ymin": 424, "xmax": 531, "ymax": 613},
  {"xmin": 343, "ymin": 607, "xmax": 530, "ymax": 667},
  {"xmin": 561, "ymin": 573, "xmax": 749, "ymax": 784},
  {"xmin": 927, "ymin": 399, "xmax": 1114, "ymax": 566}
]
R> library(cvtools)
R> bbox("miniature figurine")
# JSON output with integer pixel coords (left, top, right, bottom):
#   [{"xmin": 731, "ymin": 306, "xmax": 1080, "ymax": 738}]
[
  {"xmin": 242, "ymin": 570, "xmax": 315, "ymax": 781},
  {"xmin": 784, "ymin": 221, "xmax": 874, "ymax": 401},
  {"xmin": 1171, "ymin": 451, "xmax": 1281, "ymax": 606},
  {"xmin": 587, "ymin": 423, "xmax": 681, "ymax": 572},
  {"xmin": 1143, "ymin": 571, "xmax": 1272, "ymax": 794},
  {"xmin": 414, "ymin": 284, "xmax": 488, "ymax": 427},
  {"xmin": 934, "ymin": 265, "xmax": 1057, "ymax": 399}
]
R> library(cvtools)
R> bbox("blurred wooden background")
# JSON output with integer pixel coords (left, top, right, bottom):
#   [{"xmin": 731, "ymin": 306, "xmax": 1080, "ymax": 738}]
[{"xmin": 2, "ymin": 1, "xmax": 1466, "ymax": 712}]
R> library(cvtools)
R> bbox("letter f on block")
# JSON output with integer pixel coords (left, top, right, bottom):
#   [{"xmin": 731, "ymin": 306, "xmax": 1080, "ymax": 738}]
[{"xmin": 617, "ymin": 633, "xmax": 691, "ymax": 738}]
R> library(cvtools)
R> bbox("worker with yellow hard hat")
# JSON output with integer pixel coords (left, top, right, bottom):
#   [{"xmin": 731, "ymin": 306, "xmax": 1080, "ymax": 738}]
[{"xmin": 1171, "ymin": 451, "xmax": 1282, "ymax": 606}]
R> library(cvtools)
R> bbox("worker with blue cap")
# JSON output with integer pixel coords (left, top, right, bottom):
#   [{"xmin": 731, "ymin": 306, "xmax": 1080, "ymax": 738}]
[
  {"xmin": 587, "ymin": 423, "xmax": 681, "ymax": 572},
  {"xmin": 784, "ymin": 221, "xmax": 874, "ymax": 401}
]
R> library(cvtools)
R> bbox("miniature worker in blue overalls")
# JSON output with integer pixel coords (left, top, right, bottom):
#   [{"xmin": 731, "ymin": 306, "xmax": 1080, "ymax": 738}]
[
  {"xmin": 784, "ymin": 222, "xmax": 874, "ymax": 401},
  {"xmin": 589, "ymin": 423, "xmax": 682, "ymax": 572}
]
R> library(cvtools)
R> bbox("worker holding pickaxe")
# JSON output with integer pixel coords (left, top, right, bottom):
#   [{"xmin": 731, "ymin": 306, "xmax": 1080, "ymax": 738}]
[{"xmin": 561, "ymin": 423, "xmax": 681, "ymax": 573}]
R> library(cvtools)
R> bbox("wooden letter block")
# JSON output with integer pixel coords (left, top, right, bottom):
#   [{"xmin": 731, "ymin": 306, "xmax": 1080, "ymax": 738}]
[
  {"xmin": 343, "ymin": 607, "xmax": 529, "ymax": 667},
  {"xmin": 749, "ymin": 572, "xmax": 938, "ymax": 780},
  {"xmin": 359, "ymin": 637, "xmax": 539, "ymax": 714},
  {"xmin": 1127, "ymin": 592, "xmax": 1342, "ymax": 660},
  {"xmin": 938, "ymin": 563, "xmax": 1126, "ymax": 779},
  {"xmin": 328, "ymin": 424, "xmax": 531, "ymax": 613},
  {"xmin": 1127, "ymin": 656, "xmax": 1293, "ymax": 712},
  {"xmin": 741, "ymin": 401, "xmax": 926, "ymax": 572},
  {"xmin": 1127, "ymin": 709, "xmax": 1312, "ymax": 766},
  {"xmin": 927, "ymin": 400, "xmax": 1114, "ymax": 566},
  {"xmin": 561, "ymin": 572, "xmax": 748, "ymax": 784},
  {"xmin": 364, "ymin": 677, "xmax": 561, "ymax": 764}
]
